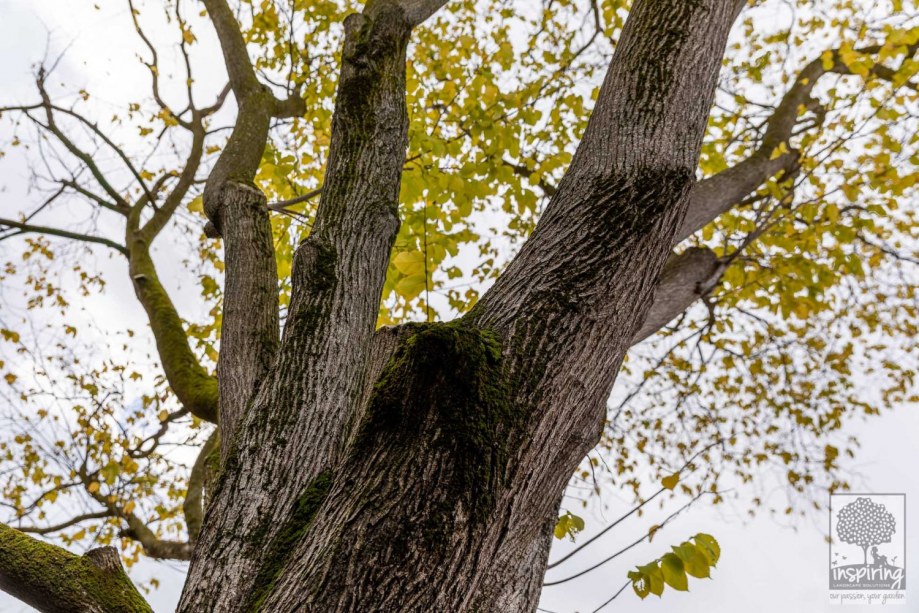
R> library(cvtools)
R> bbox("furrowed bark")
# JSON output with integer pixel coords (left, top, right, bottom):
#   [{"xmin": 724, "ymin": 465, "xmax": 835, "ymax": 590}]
[
  {"xmin": 0, "ymin": 524, "xmax": 151, "ymax": 613},
  {"xmin": 199, "ymin": 0, "xmax": 282, "ymax": 449},
  {"xmin": 456, "ymin": 6, "xmax": 745, "ymax": 607},
  {"xmin": 180, "ymin": 1, "xmax": 427, "ymax": 609},
  {"xmin": 205, "ymin": 2, "xmax": 746, "ymax": 612},
  {"xmin": 466, "ymin": 38, "xmax": 919, "ymax": 606}
]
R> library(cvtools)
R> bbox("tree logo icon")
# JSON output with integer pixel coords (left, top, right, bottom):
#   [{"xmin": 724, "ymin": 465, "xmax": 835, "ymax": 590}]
[
  {"xmin": 830, "ymin": 494, "xmax": 906, "ymax": 595},
  {"xmin": 836, "ymin": 497, "xmax": 897, "ymax": 566}
]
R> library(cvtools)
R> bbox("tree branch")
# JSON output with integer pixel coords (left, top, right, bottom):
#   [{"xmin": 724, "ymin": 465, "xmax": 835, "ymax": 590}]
[
  {"xmin": 0, "ymin": 523, "xmax": 152, "ymax": 612},
  {"xmin": 0, "ymin": 218, "xmax": 127, "ymax": 255},
  {"xmin": 17, "ymin": 512, "xmax": 112, "ymax": 536},
  {"xmin": 136, "ymin": 121, "xmax": 206, "ymax": 242},
  {"xmin": 678, "ymin": 39, "xmax": 919, "ymax": 244},
  {"xmin": 392, "ymin": 0, "xmax": 451, "ymax": 26},
  {"xmin": 73, "ymin": 466, "xmax": 194, "ymax": 561},
  {"xmin": 632, "ymin": 247, "xmax": 726, "ymax": 344},
  {"xmin": 197, "ymin": 0, "xmax": 282, "ymax": 445},
  {"xmin": 631, "ymin": 38, "xmax": 919, "ymax": 343},
  {"xmin": 183, "ymin": 429, "xmax": 219, "ymax": 542},
  {"xmin": 126, "ymin": 247, "xmax": 219, "ymax": 423},
  {"xmin": 200, "ymin": 0, "xmax": 262, "ymax": 99}
]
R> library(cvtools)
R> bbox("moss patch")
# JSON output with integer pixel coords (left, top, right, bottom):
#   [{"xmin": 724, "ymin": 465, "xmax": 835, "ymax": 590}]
[
  {"xmin": 0, "ymin": 523, "xmax": 151, "ymax": 612},
  {"xmin": 360, "ymin": 321, "xmax": 522, "ymax": 522},
  {"xmin": 246, "ymin": 471, "xmax": 333, "ymax": 611}
]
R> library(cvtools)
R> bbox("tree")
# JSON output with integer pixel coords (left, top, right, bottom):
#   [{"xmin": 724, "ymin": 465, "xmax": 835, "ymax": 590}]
[
  {"xmin": 0, "ymin": 0, "xmax": 916, "ymax": 611},
  {"xmin": 836, "ymin": 497, "xmax": 897, "ymax": 566}
]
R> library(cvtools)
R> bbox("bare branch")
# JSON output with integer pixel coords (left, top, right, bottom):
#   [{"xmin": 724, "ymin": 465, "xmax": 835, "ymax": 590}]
[
  {"xmin": 0, "ymin": 217, "xmax": 128, "ymax": 255},
  {"xmin": 543, "ymin": 491, "xmax": 712, "ymax": 586},
  {"xmin": 201, "ymin": 0, "xmax": 262, "ymax": 99},
  {"xmin": 267, "ymin": 186, "xmax": 323, "ymax": 212},
  {"xmin": 17, "ymin": 512, "xmax": 112, "ymax": 536},
  {"xmin": 136, "ymin": 121, "xmax": 207, "ymax": 242},
  {"xmin": 200, "ymin": 82, "xmax": 233, "ymax": 117},
  {"xmin": 39, "ymin": 101, "xmax": 155, "ymax": 206}
]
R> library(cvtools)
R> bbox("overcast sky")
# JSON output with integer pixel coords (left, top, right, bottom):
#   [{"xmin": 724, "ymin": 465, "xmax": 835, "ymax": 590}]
[{"xmin": 0, "ymin": 1, "xmax": 916, "ymax": 611}]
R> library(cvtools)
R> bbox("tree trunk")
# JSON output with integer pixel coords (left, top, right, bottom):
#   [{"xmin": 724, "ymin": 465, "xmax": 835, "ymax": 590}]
[{"xmin": 175, "ymin": 1, "xmax": 745, "ymax": 611}]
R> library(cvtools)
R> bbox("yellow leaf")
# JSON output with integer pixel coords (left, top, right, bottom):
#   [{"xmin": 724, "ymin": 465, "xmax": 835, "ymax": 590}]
[
  {"xmin": 395, "ymin": 274, "xmax": 427, "ymax": 300},
  {"xmin": 87, "ymin": 482, "xmax": 100, "ymax": 493},
  {"xmin": 769, "ymin": 141, "xmax": 789, "ymax": 160},
  {"xmin": 661, "ymin": 473, "xmax": 680, "ymax": 490},
  {"xmin": 392, "ymin": 251, "xmax": 426, "ymax": 276}
]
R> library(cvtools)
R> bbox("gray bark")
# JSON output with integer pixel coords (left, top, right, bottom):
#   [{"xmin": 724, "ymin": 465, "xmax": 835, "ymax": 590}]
[{"xmin": 180, "ymin": 0, "xmax": 744, "ymax": 611}]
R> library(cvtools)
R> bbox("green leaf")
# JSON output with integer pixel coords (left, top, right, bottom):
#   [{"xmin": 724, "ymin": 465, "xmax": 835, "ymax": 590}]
[
  {"xmin": 638, "ymin": 562, "xmax": 665, "ymax": 596},
  {"xmin": 628, "ymin": 570, "xmax": 650, "ymax": 599},
  {"xmin": 392, "ymin": 251, "xmax": 426, "ymax": 276},
  {"xmin": 661, "ymin": 552, "xmax": 689, "ymax": 591},
  {"xmin": 553, "ymin": 511, "xmax": 585, "ymax": 541},
  {"xmin": 693, "ymin": 533, "xmax": 721, "ymax": 566},
  {"xmin": 674, "ymin": 542, "xmax": 711, "ymax": 579},
  {"xmin": 394, "ymin": 274, "xmax": 427, "ymax": 300}
]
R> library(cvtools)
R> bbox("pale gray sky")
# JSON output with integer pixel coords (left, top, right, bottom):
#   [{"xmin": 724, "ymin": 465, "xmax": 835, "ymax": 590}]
[{"xmin": 0, "ymin": 1, "xmax": 915, "ymax": 612}]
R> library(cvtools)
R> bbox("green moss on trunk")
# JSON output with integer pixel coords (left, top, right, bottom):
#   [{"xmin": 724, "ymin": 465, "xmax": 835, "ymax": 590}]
[
  {"xmin": 360, "ymin": 321, "xmax": 522, "ymax": 522},
  {"xmin": 247, "ymin": 471, "xmax": 333, "ymax": 611}
]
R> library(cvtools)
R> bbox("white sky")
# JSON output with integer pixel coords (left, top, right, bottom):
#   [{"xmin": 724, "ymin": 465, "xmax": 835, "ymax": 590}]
[{"xmin": 0, "ymin": 1, "xmax": 916, "ymax": 611}]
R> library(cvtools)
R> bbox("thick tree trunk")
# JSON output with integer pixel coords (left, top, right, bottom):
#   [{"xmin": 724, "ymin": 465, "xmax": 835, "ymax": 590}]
[{"xmin": 175, "ymin": 1, "xmax": 744, "ymax": 611}]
